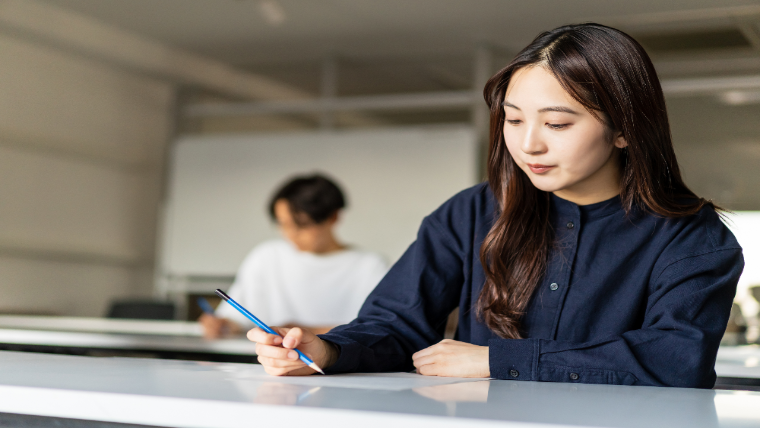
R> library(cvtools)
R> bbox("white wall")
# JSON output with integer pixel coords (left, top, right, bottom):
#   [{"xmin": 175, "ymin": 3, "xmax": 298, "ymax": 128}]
[
  {"xmin": 162, "ymin": 126, "xmax": 478, "ymax": 277},
  {"xmin": 668, "ymin": 95, "xmax": 760, "ymax": 211},
  {"xmin": 0, "ymin": 34, "xmax": 173, "ymax": 316}
]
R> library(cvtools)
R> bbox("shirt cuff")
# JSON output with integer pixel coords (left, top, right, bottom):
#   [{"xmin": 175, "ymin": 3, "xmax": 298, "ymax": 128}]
[
  {"xmin": 317, "ymin": 333, "xmax": 362, "ymax": 374},
  {"xmin": 488, "ymin": 338, "xmax": 539, "ymax": 381}
]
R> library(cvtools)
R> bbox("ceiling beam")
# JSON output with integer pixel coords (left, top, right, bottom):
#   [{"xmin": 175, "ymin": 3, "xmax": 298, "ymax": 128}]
[
  {"xmin": 654, "ymin": 53, "xmax": 760, "ymax": 77},
  {"xmin": 0, "ymin": 0, "xmax": 384, "ymax": 127},
  {"xmin": 184, "ymin": 91, "xmax": 477, "ymax": 117},
  {"xmin": 184, "ymin": 74, "xmax": 760, "ymax": 119},
  {"xmin": 661, "ymin": 74, "xmax": 760, "ymax": 96},
  {"xmin": 736, "ymin": 20, "xmax": 760, "ymax": 52},
  {"xmin": 597, "ymin": 4, "xmax": 760, "ymax": 28},
  {"xmin": 0, "ymin": 0, "xmax": 308, "ymax": 101}
]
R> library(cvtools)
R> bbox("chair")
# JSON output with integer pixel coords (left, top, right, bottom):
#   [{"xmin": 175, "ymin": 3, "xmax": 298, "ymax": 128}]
[{"xmin": 106, "ymin": 300, "xmax": 176, "ymax": 320}]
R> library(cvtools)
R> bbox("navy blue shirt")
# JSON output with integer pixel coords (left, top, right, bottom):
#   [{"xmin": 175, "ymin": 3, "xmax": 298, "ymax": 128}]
[{"xmin": 320, "ymin": 183, "xmax": 743, "ymax": 388}]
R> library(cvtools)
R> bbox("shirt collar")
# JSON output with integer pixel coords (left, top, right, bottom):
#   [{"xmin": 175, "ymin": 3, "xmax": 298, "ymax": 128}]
[{"xmin": 550, "ymin": 193, "xmax": 623, "ymax": 220}]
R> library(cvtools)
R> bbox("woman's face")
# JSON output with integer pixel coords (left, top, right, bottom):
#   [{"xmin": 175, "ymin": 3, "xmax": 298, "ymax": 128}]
[{"xmin": 503, "ymin": 66, "xmax": 627, "ymax": 205}]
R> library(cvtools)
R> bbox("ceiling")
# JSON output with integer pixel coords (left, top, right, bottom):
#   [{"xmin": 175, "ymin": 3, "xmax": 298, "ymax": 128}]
[
  {"xmin": 29, "ymin": 1, "xmax": 760, "ymax": 208},
  {"xmin": 39, "ymin": 0, "xmax": 760, "ymax": 66},
  {"xmin": 34, "ymin": 1, "xmax": 760, "ymax": 127}
]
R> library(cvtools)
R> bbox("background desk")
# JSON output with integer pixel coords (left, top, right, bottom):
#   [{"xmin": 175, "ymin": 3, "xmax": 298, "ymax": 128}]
[
  {"xmin": 1, "ymin": 315, "xmax": 758, "ymax": 387},
  {"xmin": 0, "ymin": 315, "xmax": 204, "ymax": 336},
  {"xmin": 0, "ymin": 315, "xmax": 257, "ymax": 363},
  {"xmin": 715, "ymin": 345, "xmax": 760, "ymax": 390},
  {"xmin": 0, "ymin": 351, "xmax": 758, "ymax": 428}
]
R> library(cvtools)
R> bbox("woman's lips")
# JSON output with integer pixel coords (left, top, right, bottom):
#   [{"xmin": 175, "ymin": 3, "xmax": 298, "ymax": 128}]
[{"xmin": 527, "ymin": 164, "xmax": 555, "ymax": 174}]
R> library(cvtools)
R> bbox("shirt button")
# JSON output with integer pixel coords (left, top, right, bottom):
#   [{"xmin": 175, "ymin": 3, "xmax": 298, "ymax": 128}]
[
  {"xmin": 550, "ymin": 283, "xmax": 559, "ymax": 291},
  {"xmin": 566, "ymin": 221, "xmax": 574, "ymax": 229},
  {"xmin": 570, "ymin": 373, "xmax": 579, "ymax": 381},
  {"xmin": 509, "ymin": 370, "xmax": 519, "ymax": 378}
]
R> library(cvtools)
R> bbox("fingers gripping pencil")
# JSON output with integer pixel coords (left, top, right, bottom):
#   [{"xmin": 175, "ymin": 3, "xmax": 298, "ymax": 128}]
[{"xmin": 214, "ymin": 289, "xmax": 325, "ymax": 374}]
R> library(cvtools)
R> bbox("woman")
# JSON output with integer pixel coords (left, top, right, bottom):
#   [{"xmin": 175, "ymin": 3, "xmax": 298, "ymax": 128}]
[{"xmin": 249, "ymin": 24, "xmax": 744, "ymax": 388}]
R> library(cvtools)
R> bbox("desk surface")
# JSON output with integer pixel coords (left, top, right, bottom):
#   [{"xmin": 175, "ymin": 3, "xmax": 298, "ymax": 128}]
[
  {"xmin": 0, "ymin": 315, "xmax": 257, "ymax": 360},
  {"xmin": 0, "ymin": 315, "xmax": 758, "ymax": 379},
  {"xmin": 0, "ymin": 315, "xmax": 204, "ymax": 336},
  {"xmin": 0, "ymin": 328, "xmax": 257, "ymax": 357},
  {"xmin": 0, "ymin": 351, "xmax": 757, "ymax": 428}
]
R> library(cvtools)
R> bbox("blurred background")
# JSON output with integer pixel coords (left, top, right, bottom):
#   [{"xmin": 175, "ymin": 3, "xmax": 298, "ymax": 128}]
[{"xmin": 1, "ymin": 0, "xmax": 760, "ymax": 342}]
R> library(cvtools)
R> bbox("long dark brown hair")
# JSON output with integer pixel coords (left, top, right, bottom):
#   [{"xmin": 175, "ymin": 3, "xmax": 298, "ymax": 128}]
[{"xmin": 477, "ymin": 23, "xmax": 713, "ymax": 339}]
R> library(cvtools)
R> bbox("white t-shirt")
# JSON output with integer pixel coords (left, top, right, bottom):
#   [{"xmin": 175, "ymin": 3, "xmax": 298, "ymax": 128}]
[{"xmin": 216, "ymin": 239, "xmax": 388, "ymax": 328}]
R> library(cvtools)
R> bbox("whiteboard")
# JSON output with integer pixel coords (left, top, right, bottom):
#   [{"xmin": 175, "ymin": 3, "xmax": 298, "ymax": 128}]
[{"xmin": 161, "ymin": 125, "xmax": 478, "ymax": 276}]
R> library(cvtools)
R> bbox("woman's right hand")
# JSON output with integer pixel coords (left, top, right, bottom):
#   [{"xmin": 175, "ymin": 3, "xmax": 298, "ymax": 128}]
[{"xmin": 248, "ymin": 326, "xmax": 338, "ymax": 376}]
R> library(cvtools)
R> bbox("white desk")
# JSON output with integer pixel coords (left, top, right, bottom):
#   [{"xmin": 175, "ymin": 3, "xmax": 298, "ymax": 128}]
[
  {"xmin": 0, "ymin": 315, "xmax": 758, "ymax": 382},
  {"xmin": 0, "ymin": 315, "xmax": 256, "ymax": 363},
  {"xmin": 0, "ymin": 329, "xmax": 256, "ymax": 355},
  {"xmin": 0, "ymin": 315, "xmax": 204, "ymax": 336},
  {"xmin": 0, "ymin": 351, "xmax": 757, "ymax": 428}
]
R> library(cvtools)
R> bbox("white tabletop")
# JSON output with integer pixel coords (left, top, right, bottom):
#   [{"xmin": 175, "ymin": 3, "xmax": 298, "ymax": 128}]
[
  {"xmin": 0, "ymin": 315, "xmax": 204, "ymax": 336},
  {"xmin": 0, "ymin": 328, "xmax": 257, "ymax": 356},
  {"xmin": 0, "ymin": 315, "xmax": 758, "ymax": 379},
  {"xmin": 0, "ymin": 315, "xmax": 257, "ymax": 357},
  {"xmin": 0, "ymin": 351, "xmax": 757, "ymax": 428}
]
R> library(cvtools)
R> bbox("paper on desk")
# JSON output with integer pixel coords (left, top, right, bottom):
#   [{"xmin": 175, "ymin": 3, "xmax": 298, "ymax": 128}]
[{"xmin": 219, "ymin": 365, "xmax": 488, "ymax": 391}]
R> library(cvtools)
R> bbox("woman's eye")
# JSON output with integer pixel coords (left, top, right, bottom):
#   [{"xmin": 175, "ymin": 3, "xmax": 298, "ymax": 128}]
[
  {"xmin": 547, "ymin": 123, "xmax": 570, "ymax": 130},
  {"xmin": 506, "ymin": 119, "xmax": 522, "ymax": 125}
]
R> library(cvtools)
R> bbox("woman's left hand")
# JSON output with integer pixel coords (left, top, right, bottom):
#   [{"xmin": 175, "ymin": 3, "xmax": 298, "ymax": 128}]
[{"xmin": 412, "ymin": 339, "xmax": 490, "ymax": 378}]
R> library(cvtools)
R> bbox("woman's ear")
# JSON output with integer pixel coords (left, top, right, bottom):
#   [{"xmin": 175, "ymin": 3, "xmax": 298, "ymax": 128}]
[{"xmin": 613, "ymin": 132, "xmax": 628, "ymax": 149}]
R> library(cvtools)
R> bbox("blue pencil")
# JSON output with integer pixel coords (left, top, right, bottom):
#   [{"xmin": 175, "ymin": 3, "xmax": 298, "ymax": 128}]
[
  {"xmin": 214, "ymin": 289, "xmax": 325, "ymax": 374},
  {"xmin": 197, "ymin": 297, "xmax": 216, "ymax": 315}
]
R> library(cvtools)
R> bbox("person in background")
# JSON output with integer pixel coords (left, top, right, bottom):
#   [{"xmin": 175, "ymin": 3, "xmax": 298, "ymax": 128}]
[{"xmin": 200, "ymin": 174, "xmax": 387, "ymax": 338}]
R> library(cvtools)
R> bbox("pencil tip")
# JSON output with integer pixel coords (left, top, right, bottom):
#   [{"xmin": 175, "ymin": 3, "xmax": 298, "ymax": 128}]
[{"xmin": 309, "ymin": 363, "xmax": 325, "ymax": 375}]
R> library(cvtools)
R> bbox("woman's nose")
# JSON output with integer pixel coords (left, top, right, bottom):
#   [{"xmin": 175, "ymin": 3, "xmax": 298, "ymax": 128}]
[{"xmin": 521, "ymin": 125, "xmax": 547, "ymax": 155}]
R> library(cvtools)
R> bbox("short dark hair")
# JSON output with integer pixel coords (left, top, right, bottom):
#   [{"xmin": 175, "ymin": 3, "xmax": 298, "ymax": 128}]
[{"xmin": 268, "ymin": 174, "xmax": 346, "ymax": 225}]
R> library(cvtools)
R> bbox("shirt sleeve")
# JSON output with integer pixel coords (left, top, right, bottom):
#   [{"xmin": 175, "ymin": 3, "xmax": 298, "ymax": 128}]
[
  {"xmin": 488, "ymin": 247, "xmax": 743, "ymax": 388},
  {"xmin": 319, "ymin": 217, "xmax": 464, "ymax": 373}
]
